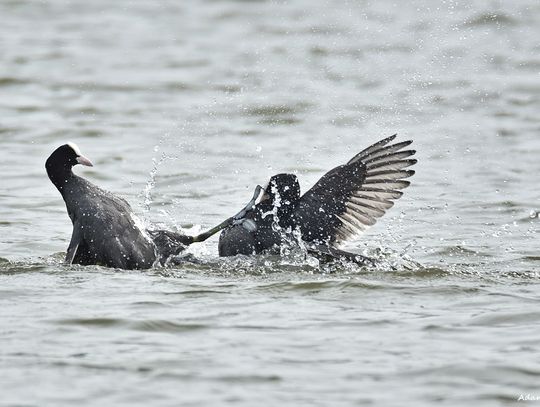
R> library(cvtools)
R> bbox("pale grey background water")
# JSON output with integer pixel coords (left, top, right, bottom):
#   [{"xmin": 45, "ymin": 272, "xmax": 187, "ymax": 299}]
[{"xmin": 1, "ymin": 0, "xmax": 539, "ymax": 406}]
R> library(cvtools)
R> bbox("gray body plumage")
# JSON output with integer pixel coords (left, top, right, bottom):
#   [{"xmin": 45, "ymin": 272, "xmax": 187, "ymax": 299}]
[{"xmin": 61, "ymin": 175, "xmax": 158, "ymax": 269}]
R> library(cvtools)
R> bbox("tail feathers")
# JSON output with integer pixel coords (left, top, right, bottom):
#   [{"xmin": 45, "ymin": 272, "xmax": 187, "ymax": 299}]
[
  {"xmin": 148, "ymin": 230, "xmax": 193, "ymax": 264},
  {"xmin": 307, "ymin": 244, "xmax": 376, "ymax": 267}
]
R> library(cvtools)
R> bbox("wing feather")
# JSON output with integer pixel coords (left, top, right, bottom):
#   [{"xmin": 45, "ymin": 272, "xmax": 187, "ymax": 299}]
[
  {"xmin": 354, "ymin": 188, "xmax": 403, "ymax": 200},
  {"xmin": 336, "ymin": 214, "xmax": 365, "ymax": 234},
  {"xmin": 365, "ymin": 150, "xmax": 416, "ymax": 168},
  {"xmin": 350, "ymin": 195, "xmax": 394, "ymax": 210},
  {"xmin": 293, "ymin": 135, "xmax": 416, "ymax": 247},
  {"xmin": 343, "ymin": 206, "xmax": 377, "ymax": 226},
  {"xmin": 347, "ymin": 134, "xmax": 397, "ymax": 164},
  {"xmin": 345, "ymin": 201, "xmax": 386, "ymax": 217},
  {"xmin": 362, "ymin": 179, "xmax": 411, "ymax": 190},
  {"xmin": 365, "ymin": 169, "xmax": 415, "ymax": 179},
  {"xmin": 367, "ymin": 159, "xmax": 417, "ymax": 172}
]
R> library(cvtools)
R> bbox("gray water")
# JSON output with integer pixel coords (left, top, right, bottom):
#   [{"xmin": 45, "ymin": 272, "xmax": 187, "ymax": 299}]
[{"xmin": 1, "ymin": 0, "xmax": 539, "ymax": 405}]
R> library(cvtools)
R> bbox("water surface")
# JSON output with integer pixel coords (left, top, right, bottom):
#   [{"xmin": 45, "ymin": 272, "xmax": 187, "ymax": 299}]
[{"xmin": 1, "ymin": 1, "xmax": 539, "ymax": 406}]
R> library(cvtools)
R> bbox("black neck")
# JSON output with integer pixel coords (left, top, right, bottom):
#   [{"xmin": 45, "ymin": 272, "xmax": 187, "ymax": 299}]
[{"xmin": 46, "ymin": 160, "xmax": 74, "ymax": 193}]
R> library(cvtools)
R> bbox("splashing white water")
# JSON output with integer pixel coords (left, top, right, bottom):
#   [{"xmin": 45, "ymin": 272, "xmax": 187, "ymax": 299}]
[
  {"xmin": 142, "ymin": 155, "xmax": 159, "ymax": 213},
  {"xmin": 141, "ymin": 141, "xmax": 178, "ymax": 213}
]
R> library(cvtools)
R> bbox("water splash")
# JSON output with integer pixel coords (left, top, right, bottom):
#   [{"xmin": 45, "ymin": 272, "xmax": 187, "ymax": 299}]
[
  {"xmin": 259, "ymin": 183, "xmax": 311, "ymax": 260},
  {"xmin": 141, "ymin": 140, "xmax": 178, "ymax": 214},
  {"xmin": 260, "ymin": 182, "xmax": 282, "ymax": 228},
  {"xmin": 142, "ymin": 143, "xmax": 163, "ymax": 213}
]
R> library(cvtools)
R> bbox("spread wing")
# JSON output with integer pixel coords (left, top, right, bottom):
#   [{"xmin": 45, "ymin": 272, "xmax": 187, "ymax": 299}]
[{"xmin": 292, "ymin": 135, "xmax": 416, "ymax": 247}]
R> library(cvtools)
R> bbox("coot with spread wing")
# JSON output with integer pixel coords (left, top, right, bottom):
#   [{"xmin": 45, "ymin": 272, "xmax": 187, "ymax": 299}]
[{"xmin": 218, "ymin": 135, "xmax": 416, "ymax": 263}]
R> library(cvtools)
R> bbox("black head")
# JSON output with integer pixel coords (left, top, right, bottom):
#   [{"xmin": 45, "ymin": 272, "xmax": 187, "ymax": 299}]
[
  {"xmin": 260, "ymin": 173, "xmax": 301, "ymax": 216},
  {"xmin": 46, "ymin": 142, "xmax": 93, "ymax": 189}
]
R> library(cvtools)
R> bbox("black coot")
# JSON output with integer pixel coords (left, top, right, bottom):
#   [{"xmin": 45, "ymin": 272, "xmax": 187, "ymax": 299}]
[
  {"xmin": 218, "ymin": 135, "xmax": 416, "ymax": 263},
  {"xmin": 46, "ymin": 143, "xmax": 193, "ymax": 269}
]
